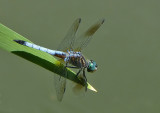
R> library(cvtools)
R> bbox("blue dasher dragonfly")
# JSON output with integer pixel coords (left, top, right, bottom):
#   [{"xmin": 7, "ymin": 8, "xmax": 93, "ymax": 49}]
[{"xmin": 14, "ymin": 18, "xmax": 104, "ymax": 101}]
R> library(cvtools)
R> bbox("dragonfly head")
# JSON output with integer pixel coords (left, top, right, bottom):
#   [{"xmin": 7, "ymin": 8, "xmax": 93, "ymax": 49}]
[{"xmin": 87, "ymin": 60, "xmax": 97, "ymax": 72}]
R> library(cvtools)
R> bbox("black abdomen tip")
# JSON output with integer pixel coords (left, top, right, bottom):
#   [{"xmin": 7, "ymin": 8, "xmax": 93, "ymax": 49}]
[{"xmin": 14, "ymin": 40, "xmax": 25, "ymax": 45}]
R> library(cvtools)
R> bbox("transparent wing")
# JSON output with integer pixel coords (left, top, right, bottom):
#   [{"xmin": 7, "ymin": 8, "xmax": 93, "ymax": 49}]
[
  {"xmin": 54, "ymin": 19, "xmax": 81, "ymax": 101},
  {"xmin": 74, "ymin": 19, "xmax": 105, "ymax": 51},
  {"xmin": 57, "ymin": 18, "xmax": 81, "ymax": 51},
  {"xmin": 54, "ymin": 75, "xmax": 66, "ymax": 101}
]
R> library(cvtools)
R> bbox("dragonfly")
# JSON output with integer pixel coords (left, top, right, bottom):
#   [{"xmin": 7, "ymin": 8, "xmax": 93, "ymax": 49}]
[{"xmin": 14, "ymin": 18, "xmax": 105, "ymax": 101}]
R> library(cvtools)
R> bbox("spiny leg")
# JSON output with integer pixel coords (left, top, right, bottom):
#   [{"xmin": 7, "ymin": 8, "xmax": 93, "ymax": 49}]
[
  {"xmin": 64, "ymin": 65, "xmax": 88, "ymax": 91},
  {"xmin": 64, "ymin": 62, "xmax": 69, "ymax": 78},
  {"xmin": 66, "ymin": 66, "xmax": 79, "ymax": 69},
  {"xmin": 76, "ymin": 68, "xmax": 83, "ymax": 77},
  {"xmin": 76, "ymin": 68, "xmax": 87, "ymax": 91},
  {"xmin": 64, "ymin": 63, "xmax": 81, "ymax": 79},
  {"xmin": 83, "ymin": 68, "xmax": 88, "ymax": 91}
]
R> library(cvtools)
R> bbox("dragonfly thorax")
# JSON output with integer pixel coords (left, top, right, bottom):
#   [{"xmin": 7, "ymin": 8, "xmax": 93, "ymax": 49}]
[
  {"xmin": 87, "ymin": 60, "xmax": 98, "ymax": 72},
  {"xmin": 64, "ymin": 51, "xmax": 81, "ymax": 61},
  {"xmin": 64, "ymin": 51, "xmax": 88, "ymax": 68}
]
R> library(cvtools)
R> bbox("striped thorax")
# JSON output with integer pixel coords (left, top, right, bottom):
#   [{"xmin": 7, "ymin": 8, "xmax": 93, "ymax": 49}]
[{"xmin": 65, "ymin": 51, "xmax": 88, "ymax": 68}]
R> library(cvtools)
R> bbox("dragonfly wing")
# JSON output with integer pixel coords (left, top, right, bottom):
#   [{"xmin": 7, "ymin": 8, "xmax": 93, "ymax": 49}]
[
  {"xmin": 54, "ymin": 18, "xmax": 81, "ymax": 101},
  {"xmin": 54, "ymin": 75, "xmax": 66, "ymax": 101},
  {"xmin": 74, "ymin": 19, "xmax": 105, "ymax": 51},
  {"xmin": 57, "ymin": 18, "xmax": 81, "ymax": 51}
]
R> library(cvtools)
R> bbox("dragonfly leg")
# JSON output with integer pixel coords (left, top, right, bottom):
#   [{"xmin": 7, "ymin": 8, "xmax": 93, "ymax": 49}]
[
  {"xmin": 76, "ymin": 68, "xmax": 87, "ymax": 91},
  {"xmin": 64, "ymin": 62, "xmax": 69, "ymax": 79},
  {"xmin": 66, "ymin": 66, "xmax": 79, "ymax": 68},
  {"xmin": 76, "ymin": 68, "xmax": 82, "ymax": 76},
  {"xmin": 83, "ymin": 68, "xmax": 88, "ymax": 91}
]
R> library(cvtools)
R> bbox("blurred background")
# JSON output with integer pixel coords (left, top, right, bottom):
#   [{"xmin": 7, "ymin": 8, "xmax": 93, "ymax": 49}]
[{"xmin": 0, "ymin": 0, "xmax": 160, "ymax": 113}]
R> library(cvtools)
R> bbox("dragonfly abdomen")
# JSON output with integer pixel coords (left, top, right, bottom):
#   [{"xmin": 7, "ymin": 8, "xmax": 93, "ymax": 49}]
[{"xmin": 14, "ymin": 40, "xmax": 66, "ymax": 58}]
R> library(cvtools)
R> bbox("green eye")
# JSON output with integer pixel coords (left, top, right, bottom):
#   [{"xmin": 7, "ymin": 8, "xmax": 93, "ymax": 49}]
[{"xmin": 87, "ymin": 60, "xmax": 97, "ymax": 72}]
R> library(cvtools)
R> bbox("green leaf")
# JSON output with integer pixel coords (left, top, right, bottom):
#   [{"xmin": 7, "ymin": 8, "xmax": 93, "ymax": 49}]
[{"xmin": 0, "ymin": 23, "xmax": 97, "ymax": 92}]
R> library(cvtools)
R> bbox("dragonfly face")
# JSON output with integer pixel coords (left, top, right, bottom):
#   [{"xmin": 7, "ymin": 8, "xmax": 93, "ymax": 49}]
[{"xmin": 87, "ymin": 60, "xmax": 98, "ymax": 72}]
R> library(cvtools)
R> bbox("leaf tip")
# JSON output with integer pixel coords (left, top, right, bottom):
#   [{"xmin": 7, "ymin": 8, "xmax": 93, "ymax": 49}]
[{"xmin": 87, "ymin": 83, "xmax": 97, "ymax": 92}]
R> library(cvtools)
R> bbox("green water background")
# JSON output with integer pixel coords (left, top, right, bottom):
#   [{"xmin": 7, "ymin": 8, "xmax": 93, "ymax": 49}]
[{"xmin": 0, "ymin": 0, "xmax": 160, "ymax": 113}]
